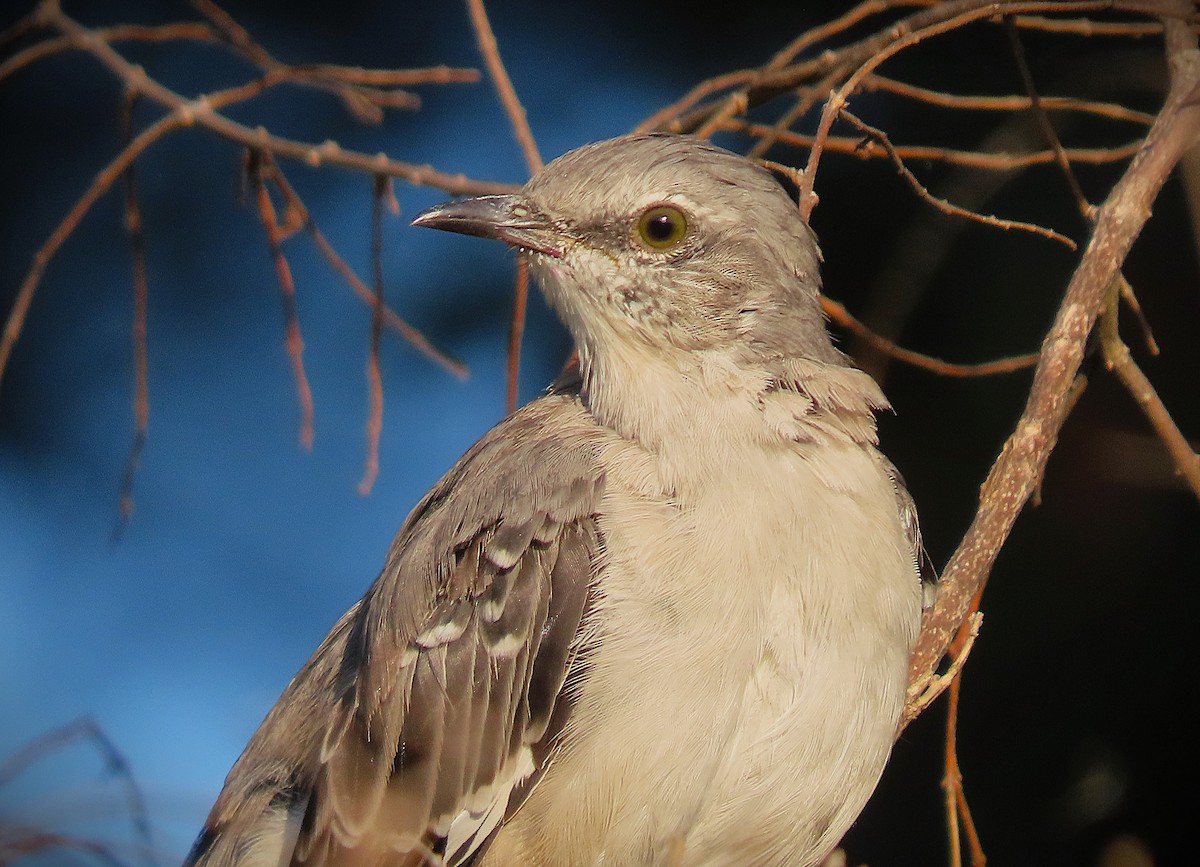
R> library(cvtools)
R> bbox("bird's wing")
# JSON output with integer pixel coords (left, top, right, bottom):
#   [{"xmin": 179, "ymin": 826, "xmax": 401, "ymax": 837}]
[{"xmin": 184, "ymin": 390, "xmax": 606, "ymax": 867}]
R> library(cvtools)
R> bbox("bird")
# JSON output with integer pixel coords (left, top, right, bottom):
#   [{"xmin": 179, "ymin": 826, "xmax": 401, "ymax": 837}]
[{"xmin": 183, "ymin": 133, "xmax": 925, "ymax": 867}]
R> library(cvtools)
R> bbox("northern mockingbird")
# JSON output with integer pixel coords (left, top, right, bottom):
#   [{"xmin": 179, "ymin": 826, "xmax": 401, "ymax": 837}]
[{"xmin": 184, "ymin": 134, "xmax": 924, "ymax": 867}]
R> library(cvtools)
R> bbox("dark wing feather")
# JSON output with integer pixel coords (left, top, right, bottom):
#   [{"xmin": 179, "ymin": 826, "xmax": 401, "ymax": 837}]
[{"xmin": 184, "ymin": 391, "xmax": 606, "ymax": 867}]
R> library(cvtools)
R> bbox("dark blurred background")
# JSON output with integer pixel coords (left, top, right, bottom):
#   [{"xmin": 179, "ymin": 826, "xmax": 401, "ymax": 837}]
[{"xmin": 1, "ymin": 2, "xmax": 1197, "ymax": 865}]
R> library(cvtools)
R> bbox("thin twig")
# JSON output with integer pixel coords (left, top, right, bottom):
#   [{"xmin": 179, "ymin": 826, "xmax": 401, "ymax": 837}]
[
  {"xmin": 263, "ymin": 159, "xmax": 468, "ymax": 378},
  {"xmin": 939, "ymin": 603, "xmax": 987, "ymax": 867},
  {"xmin": 666, "ymin": 1, "xmax": 1166, "ymax": 135},
  {"xmin": 506, "ymin": 256, "xmax": 530, "ymax": 414},
  {"xmin": 190, "ymin": 0, "xmax": 425, "ymax": 122},
  {"xmin": 464, "ymin": 0, "xmax": 541, "ymax": 411},
  {"xmin": 1100, "ymin": 277, "xmax": 1200, "ymax": 498},
  {"xmin": 0, "ymin": 110, "xmax": 187, "ymax": 388},
  {"xmin": 40, "ymin": 6, "xmax": 515, "ymax": 194},
  {"xmin": 694, "ymin": 0, "xmax": 928, "ymax": 139},
  {"xmin": 903, "ymin": 611, "xmax": 982, "ymax": 723},
  {"xmin": 863, "ymin": 74, "xmax": 1156, "ymax": 125},
  {"xmin": 1118, "ymin": 277, "xmax": 1161, "ymax": 353},
  {"xmin": 634, "ymin": 69, "xmax": 759, "ymax": 134},
  {"xmin": 1011, "ymin": 14, "xmax": 1166, "ymax": 35},
  {"xmin": 733, "ymin": 121, "xmax": 1144, "ymax": 170},
  {"xmin": 358, "ymin": 175, "xmax": 391, "ymax": 496},
  {"xmin": 465, "ymin": 0, "xmax": 542, "ymax": 173},
  {"xmin": 839, "ymin": 109, "xmax": 1077, "ymax": 248},
  {"xmin": 798, "ymin": 3, "xmax": 1131, "ymax": 218},
  {"xmin": 299, "ymin": 63, "xmax": 479, "ymax": 86},
  {"xmin": 745, "ymin": 68, "xmax": 845, "ymax": 159},
  {"xmin": 823, "ymin": 299, "xmax": 1040, "ymax": 376},
  {"xmin": 1003, "ymin": 18, "xmax": 1094, "ymax": 219},
  {"xmin": 0, "ymin": 6, "xmax": 44, "ymax": 50},
  {"xmin": 113, "ymin": 90, "xmax": 151, "ymax": 541},
  {"xmin": 0, "ymin": 717, "xmax": 157, "ymax": 867}
]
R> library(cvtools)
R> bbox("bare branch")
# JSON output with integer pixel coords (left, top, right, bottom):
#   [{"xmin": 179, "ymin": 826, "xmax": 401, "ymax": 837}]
[
  {"xmin": 732, "ymin": 121, "xmax": 1144, "ymax": 170},
  {"xmin": 358, "ymin": 175, "xmax": 391, "ymax": 496},
  {"xmin": 248, "ymin": 151, "xmax": 315, "ymax": 451},
  {"xmin": 839, "ymin": 108, "xmax": 1077, "ymax": 248},
  {"xmin": 464, "ymin": 0, "xmax": 540, "ymax": 411},
  {"xmin": 822, "ymin": 299, "xmax": 1039, "ymax": 377},
  {"xmin": 1100, "ymin": 278, "xmax": 1200, "ymax": 498},
  {"xmin": 264, "ymin": 164, "xmax": 469, "ymax": 379},
  {"xmin": 506, "ymin": 256, "xmax": 530, "ymax": 414},
  {"xmin": 0, "ymin": 110, "xmax": 187, "ymax": 388},
  {"xmin": 38, "ymin": 5, "xmax": 515, "ymax": 195},
  {"xmin": 906, "ymin": 5, "xmax": 1200, "ymax": 702},
  {"xmin": 863, "ymin": 74, "xmax": 1156, "ymax": 125},
  {"xmin": 465, "ymin": 0, "xmax": 542, "ymax": 173}
]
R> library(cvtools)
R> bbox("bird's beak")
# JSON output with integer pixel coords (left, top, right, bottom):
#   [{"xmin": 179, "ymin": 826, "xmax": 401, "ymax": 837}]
[{"xmin": 412, "ymin": 195, "xmax": 565, "ymax": 258}]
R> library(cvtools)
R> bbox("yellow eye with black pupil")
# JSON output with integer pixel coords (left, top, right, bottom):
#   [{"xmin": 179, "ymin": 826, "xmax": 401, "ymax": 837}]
[{"xmin": 636, "ymin": 206, "xmax": 687, "ymax": 249}]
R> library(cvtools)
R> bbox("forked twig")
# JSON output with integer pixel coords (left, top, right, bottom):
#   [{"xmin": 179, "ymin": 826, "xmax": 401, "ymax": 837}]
[
  {"xmin": 1100, "ymin": 277, "xmax": 1200, "ymax": 498},
  {"xmin": 247, "ymin": 150, "xmax": 315, "ymax": 450},
  {"xmin": 260, "ymin": 159, "xmax": 468, "ymax": 379}
]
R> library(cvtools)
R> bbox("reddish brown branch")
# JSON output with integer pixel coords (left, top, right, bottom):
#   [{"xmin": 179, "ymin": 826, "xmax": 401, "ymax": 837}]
[
  {"xmin": 658, "ymin": 1, "xmax": 1175, "ymax": 135},
  {"xmin": 35, "ymin": 4, "xmax": 514, "ymax": 195},
  {"xmin": 261, "ymin": 160, "xmax": 468, "ymax": 379},
  {"xmin": 1011, "ymin": 13, "xmax": 1168, "ymax": 35},
  {"xmin": 692, "ymin": 0, "xmax": 934, "ymax": 139},
  {"xmin": 464, "ymin": 0, "xmax": 540, "ymax": 411},
  {"xmin": 732, "ymin": 121, "xmax": 1144, "ymax": 170},
  {"xmin": 863, "ymin": 74, "xmax": 1156, "ymax": 125},
  {"xmin": 247, "ymin": 150, "xmax": 315, "ymax": 450},
  {"xmin": 1003, "ymin": 18, "xmax": 1093, "ymax": 219},
  {"xmin": 799, "ymin": 3, "xmax": 1121, "ymax": 217},
  {"xmin": 940, "ymin": 599, "xmax": 987, "ymax": 867}
]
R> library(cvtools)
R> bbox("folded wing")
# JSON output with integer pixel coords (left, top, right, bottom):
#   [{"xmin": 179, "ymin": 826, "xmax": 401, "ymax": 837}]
[{"xmin": 184, "ymin": 391, "xmax": 606, "ymax": 867}]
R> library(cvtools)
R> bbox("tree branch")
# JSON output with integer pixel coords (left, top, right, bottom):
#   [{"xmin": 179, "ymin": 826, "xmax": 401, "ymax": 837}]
[{"xmin": 905, "ymin": 4, "xmax": 1200, "ymax": 706}]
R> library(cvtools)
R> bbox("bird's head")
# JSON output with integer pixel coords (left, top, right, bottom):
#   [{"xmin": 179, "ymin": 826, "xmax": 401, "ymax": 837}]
[{"xmin": 413, "ymin": 134, "xmax": 842, "ymax": 369}]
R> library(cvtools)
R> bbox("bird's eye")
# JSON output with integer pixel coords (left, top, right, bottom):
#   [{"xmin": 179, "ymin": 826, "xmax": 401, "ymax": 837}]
[{"xmin": 635, "ymin": 205, "xmax": 688, "ymax": 250}]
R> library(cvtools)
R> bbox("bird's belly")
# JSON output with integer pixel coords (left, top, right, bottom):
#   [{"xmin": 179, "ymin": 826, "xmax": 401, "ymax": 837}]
[
  {"xmin": 486, "ymin": 442, "xmax": 920, "ymax": 866},
  {"xmin": 682, "ymin": 574, "xmax": 913, "ymax": 867}
]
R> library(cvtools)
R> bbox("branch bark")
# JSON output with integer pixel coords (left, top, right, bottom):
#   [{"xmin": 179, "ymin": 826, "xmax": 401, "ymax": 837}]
[{"xmin": 904, "ymin": 4, "xmax": 1200, "ymax": 711}]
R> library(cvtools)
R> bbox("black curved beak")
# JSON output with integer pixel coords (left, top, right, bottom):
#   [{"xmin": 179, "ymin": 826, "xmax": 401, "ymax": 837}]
[{"xmin": 412, "ymin": 195, "xmax": 565, "ymax": 258}]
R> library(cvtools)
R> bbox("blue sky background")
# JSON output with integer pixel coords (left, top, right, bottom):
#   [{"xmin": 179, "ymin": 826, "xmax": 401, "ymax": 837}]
[{"xmin": 2, "ymin": 3, "xmax": 1198, "ymax": 865}]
